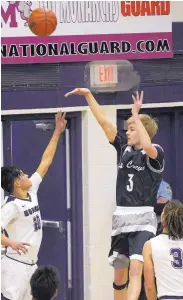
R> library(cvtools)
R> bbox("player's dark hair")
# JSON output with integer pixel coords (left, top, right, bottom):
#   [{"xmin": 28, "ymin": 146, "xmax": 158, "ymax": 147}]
[
  {"xmin": 1, "ymin": 166, "xmax": 22, "ymax": 194},
  {"xmin": 163, "ymin": 200, "xmax": 183, "ymax": 240},
  {"xmin": 30, "ymin": 265, "xmax": 60, "ymax": 300}
]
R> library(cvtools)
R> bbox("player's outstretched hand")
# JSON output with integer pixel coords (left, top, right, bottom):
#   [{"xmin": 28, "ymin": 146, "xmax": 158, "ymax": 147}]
[
  {"xmin": 65, "ymin": 88, "xmax": 90, "ymax": 97},
  {"xmin": 10, "ymin": 241, "xmax": 30, "ymax": 255},
  {"xmin": 132, "ymin": 91, "xmax": 144, "ymax": 115},
  {"xmin": 55, "ymin": 111, "xmax": 67, "ymax": 134}
]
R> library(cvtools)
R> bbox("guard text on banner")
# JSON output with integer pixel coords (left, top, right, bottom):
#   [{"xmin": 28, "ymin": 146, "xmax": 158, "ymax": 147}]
[{"xmin": 1, "ymin": 1, "xmax": 172, "ymax": 64}]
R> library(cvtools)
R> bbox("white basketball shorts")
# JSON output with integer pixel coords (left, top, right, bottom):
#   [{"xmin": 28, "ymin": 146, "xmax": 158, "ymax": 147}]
[{"xmin": 1, "ymin": 256, "xmax": 37, "ymax": 300}]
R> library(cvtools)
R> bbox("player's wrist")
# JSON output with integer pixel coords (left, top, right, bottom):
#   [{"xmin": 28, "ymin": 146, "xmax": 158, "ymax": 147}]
[
  {"xmin": 6, "ymin": 238, "xmax": 14, "ymax": 248},
  {"xmin": 85, "ymin": 89, "xmax": 91, "ymax": 95},
  {"xmin": 85, "ymin": 90, "xmax": 92, "ymax": 100},
  {"xmin": 132, "ymin": 111, "xmax": 139, "ymax": 118},
  {"xmin": 54, "ymin": 128, "xmax": 62, "ymax": 136},
  {"xmin": 132, "ymin": 112, "xmax": 140, "ymax": 122}
]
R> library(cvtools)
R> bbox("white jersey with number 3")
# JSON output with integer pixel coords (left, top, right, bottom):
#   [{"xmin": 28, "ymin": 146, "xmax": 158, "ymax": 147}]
[
  {"xmin": 1, "ymin": 172, "xmax": 42, "ymax": 263},
  {"xmin": 150, "ymin": 234, "xmax": 183, "ymax": 299}
]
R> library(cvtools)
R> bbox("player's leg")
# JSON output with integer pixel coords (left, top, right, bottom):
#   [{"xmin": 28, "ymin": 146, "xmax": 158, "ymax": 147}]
[
  {"xmin": 138, "ymin": 274, "xmax": 146, "ymax": 300},
  {"xmin": 1, "ymin": 256, "xmax": 32, "ymax": 300},
  {"xmin": 128, "ymin": 267, "xmax": 146, "ymax": 300},
  {"xmin": 114, "ymin": 268, "xmax": 129, "ymax": 300},
  {"xmin": 22, "ymin": 264, "xmax": 38, "ymax": 300},
  {"xmin": 127, "ymin": 259, "xmax": 143, "ymax": 300},
  {"xmin": 127, "ymin": 231, "xmax": 155, "ymax": 300},
  {"xmin": 108, "ymin": 233, "xmax": 130, "ymax": 300}
]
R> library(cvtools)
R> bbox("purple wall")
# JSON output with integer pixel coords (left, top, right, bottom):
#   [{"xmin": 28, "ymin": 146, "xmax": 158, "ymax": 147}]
[{"xmin": 1, "ymin": 23, "xmax": 183, "ymax": 111}]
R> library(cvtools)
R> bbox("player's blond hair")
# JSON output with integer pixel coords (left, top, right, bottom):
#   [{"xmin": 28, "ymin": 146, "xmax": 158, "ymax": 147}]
[{"xmin": 127, "ymin": 114, "xmax": 158, "ymax": 139}]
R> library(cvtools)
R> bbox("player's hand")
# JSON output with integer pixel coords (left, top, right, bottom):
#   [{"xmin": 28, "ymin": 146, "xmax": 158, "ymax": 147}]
[
  {"xmin": 9, "ymin": 241, "xmax": 30, "ymax": 255},
  {"xmin": 131, "ymin": 91, "xmax": 144, "ymax": 115},
  {"xmin": 65, "ymin": 88, "xmax": 90, "ymax": 97},
  {"xmin": 55, "ymin": 111, "xmax": 67, "ymax": 134}
]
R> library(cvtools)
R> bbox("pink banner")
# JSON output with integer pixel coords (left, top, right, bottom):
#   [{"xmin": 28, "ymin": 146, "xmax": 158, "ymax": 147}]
[{"xmin": 1, "ymin": 32, "xmax": 172, "ymax": 64}]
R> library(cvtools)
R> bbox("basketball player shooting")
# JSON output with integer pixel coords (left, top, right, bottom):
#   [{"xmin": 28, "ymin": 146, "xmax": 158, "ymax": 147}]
[
  {"xmin": 65, "ymin": 88, "xmax": 164, "ymax": 300},
  {"xmin": 143, "ymin": 200, "xmax": 183, "ymax": 300},
  {"xmin": 1, "ymin": 112, "xmax": 67, "ymax": 300}
]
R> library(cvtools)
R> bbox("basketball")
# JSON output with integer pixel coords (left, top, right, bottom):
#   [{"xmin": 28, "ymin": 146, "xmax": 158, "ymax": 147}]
[{"xmin": 28, "ymin": 8, "xmax": 57, "ymax": 36}]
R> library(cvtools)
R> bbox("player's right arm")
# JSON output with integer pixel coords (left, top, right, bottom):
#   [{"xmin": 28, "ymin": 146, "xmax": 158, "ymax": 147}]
[
  {"xmin": 1, "ymin": 234, "xmax": 29, "ymax": 255},
  {"xmin": 65, "ymin": 88, "xmax": 117, "ymax": 143},
  {"xmin": 1, "ymin": 202, "xmax": 30, "ymax": 255}
]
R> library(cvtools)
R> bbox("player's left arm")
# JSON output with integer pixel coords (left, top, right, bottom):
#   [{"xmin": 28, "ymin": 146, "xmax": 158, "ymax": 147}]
[
  {"xmin": 131, "ymin": 92, "xmax": 159, "ymax": 159},
  {"xmin": 36, "ymin": 112, "xmax": 67, "ymax": 179},
  {"xmin": 143, "ymin": 241, "xmax": 157, "ymax": 300}
]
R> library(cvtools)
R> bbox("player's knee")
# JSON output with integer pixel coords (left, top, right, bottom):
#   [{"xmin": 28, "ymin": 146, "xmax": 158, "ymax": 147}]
[
  {"xmin": 114, "ymin": 268, "xmax": 128, "ymax": 286},
  {"xmin": 113, "ymin": 268, "xmax": 129, "ymax": 290},
  {"xmin": 129, "ymin": 261, "xmax": 143, "ymax": 277}
]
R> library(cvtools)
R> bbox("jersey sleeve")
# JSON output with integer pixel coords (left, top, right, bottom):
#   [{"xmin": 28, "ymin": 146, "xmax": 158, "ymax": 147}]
[
  {"xmin": 147, "ymin": 144, "xmax": 164, "ymax": 172},
  {"xmin": 29, "ymin": 172, "xmax": 42, "ymax": 194},
  {"xmin": 1, "ymin": 202, "xmax": 19, "ymax": 230},
  {"xmin": 109, "ymin": 131, "xmax": 127, "ymax": 155}
]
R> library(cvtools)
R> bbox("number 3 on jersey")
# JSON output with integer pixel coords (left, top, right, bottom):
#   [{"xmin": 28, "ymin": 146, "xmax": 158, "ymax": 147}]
[
  {"xmin": 33, "ymin": 215, "xmax": 41, "ymax": 231},
  {"xmin": 127, "ymin": 174, "xmax": 134, "ymax": 192},
  {"xmin": 170, "ymin": 248, "xmax": 183, "ymax": 269}
]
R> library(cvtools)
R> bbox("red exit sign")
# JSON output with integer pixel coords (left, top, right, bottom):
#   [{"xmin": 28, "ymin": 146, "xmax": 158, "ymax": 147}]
[{"xmin": 90, "ymin": 63, "xmax": 118, "ymax": 88}]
